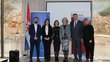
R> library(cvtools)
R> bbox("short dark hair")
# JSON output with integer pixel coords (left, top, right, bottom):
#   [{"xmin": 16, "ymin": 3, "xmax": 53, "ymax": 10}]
[
  {"xmin": 34, "ymin": 17, "xmax": 39, "ymax": 20},
  {"xmin": 84, "ymin": 18, "xmax": 88, "ymax": 21},
  {"xmin": 44, "ymin": 19, "xmax": 50, "ymax": 25},
  {"xmin": 54, "ymin": 20, "xmax": 59, "ymax": 26},
  {"xmin": 72, "ymin": 13, "xmax": 78, "ymax": 16}
]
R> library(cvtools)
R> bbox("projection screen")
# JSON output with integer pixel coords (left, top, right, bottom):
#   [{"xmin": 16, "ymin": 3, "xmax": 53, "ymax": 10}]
[{"xmin": 47, "ymin": 1, "xmax": 92, "ymax": 26}]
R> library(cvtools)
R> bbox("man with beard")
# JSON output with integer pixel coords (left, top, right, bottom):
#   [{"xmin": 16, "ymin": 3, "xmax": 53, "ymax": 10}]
[{"xmin": 29, "ymin": 17, "xmax": 41, "ymax": 62}]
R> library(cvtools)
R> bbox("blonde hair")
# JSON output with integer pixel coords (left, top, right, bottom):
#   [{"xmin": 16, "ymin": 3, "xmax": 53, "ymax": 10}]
[{"xmin": 62, "ymin": 17, "xmax": 68, "ymax": 23}]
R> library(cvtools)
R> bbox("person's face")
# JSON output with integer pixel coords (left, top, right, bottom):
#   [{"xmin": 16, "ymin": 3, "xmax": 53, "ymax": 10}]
[
  {"xmin": 63, "ymin": 19, "xmax": 67, "ymax": 25},
  {"xmin": 83, "ymin": 20, "xmax": 87, "ymax": 26},
  {"xmin": 55, "ymin": 21, "xmax": 59, "ymax": 26},
  {"xmin": 72, "ymin": 15, "xmax": 78, "ymax": 21},
  {"xmin": 34, "ymin": 18, "xmax": 38, "ymax": 24},
  {"xmin": 83, "ymin": 20, "xmax": 90, "ymax": 26},
  {"xmin": 45, "ymin": 20, "xmax": 49, "ymax": 25}
]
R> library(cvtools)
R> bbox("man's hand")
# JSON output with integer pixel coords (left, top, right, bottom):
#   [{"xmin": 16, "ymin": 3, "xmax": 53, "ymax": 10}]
[{"xmin": 34, "ymin": 36, "xmax": 37, "ymax": 40}]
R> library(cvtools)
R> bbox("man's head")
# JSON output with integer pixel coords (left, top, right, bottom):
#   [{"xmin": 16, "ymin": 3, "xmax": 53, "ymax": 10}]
[
  {"xmin": 34, "ymin": 17, "xmax": 39, "ymax": 24},
  {"xmin": 72, "ymin": 14, "xmax": 78, "ymax": 21}
]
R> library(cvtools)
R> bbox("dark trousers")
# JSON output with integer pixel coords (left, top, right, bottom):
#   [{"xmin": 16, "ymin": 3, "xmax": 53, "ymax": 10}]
[
  {"xmin": 43, "ymin": 39, "xmax": 52, "ymax": 61},
  {"xmin": 53, "ymin": 39, "xmax": 61, "ymax": 52},
  {"xmin": 84, "ymin": 39, "xmax": 94, "ymax": 61},
  {"xmin": 53, "ymin": 39, "xmax": 61, "ymax": 61},
  {"xmin": 30, "ymin": 40, "xmax": 40, "ymax": 60},
  {"xmin": 72, "ymin": 39, "xmax": 82, "ymax": 59}
]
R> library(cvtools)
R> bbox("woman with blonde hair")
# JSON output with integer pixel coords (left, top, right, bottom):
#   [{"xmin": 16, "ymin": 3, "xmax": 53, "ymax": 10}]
[{"xmin": 60, "ymin": 17, "xmax": 71, "ymax": 62}]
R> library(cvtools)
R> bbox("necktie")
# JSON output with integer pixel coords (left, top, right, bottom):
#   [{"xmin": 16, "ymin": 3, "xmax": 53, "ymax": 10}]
[{"xmin": 74, "ymin": 21, "xmax": 76, "ymax": 27}]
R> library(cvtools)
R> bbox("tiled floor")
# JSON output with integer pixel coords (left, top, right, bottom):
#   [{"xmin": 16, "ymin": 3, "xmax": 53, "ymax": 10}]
[{"xmin": 18, "ymin": 57, "xmax": 110, "ymax": 62}]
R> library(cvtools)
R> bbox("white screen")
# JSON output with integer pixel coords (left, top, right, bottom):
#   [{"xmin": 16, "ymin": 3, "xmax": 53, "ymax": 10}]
[{"xmin": 47, "ymin": 1, "xmax": 92, "ymax": 26}]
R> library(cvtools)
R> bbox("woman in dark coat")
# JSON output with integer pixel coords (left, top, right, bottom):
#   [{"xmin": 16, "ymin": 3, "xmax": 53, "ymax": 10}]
[
  {"xmin": 83, "ymin": 18, "xmax": 95, "ymax": 62},
  {"xmin": 42, "ymin": 19, "xmax": 53, "ymax": 62},
  {"xmin": 53, "ymin": 20, "xmax": 61, "ymax": 62}
]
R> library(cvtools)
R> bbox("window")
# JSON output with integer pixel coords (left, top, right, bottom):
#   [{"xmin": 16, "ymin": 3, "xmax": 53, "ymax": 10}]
[{"xmin": 93, "ymin": 0, "xmax": 110, "ymax": 59}]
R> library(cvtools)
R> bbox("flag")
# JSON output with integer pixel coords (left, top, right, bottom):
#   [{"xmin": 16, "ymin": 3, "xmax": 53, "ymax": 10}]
[
  {"xmin": 26, "ymin": 2, "xmax": 30, "ymax": 23},
  {"xmin": 24, "ymin": 0, "xmax": 30, "ymax": 51},
  {"xmin": 25, "ymin": 37, "xmax": 29, "ymax": 51}
]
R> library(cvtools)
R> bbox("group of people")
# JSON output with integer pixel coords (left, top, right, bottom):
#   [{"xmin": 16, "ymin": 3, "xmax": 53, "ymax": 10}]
[{"xmin": 29, "ymin": 13, "xmax": 95, "ymax": 62}]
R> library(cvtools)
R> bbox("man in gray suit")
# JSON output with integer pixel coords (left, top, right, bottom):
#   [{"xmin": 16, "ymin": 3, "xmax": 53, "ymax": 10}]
[{"xmin": 70, "ymin": 14, "xmax": 83, "ymax": 62}]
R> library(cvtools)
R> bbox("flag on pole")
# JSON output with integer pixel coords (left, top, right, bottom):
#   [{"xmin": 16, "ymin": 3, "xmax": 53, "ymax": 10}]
[
  {"xmin": 24, "ymin": 0, "xmax": 30, "ymax": 52},
  {"xmin": 26, "ymin": 2, "xmax": 30, "ymax": 24},
  {"xmin": 25, "ymin": 37, "xmax": 29, "ymax": 50}
]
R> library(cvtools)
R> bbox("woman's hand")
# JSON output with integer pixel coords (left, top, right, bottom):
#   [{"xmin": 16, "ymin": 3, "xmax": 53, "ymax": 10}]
[
  {"xmin": 44, "ymin": 37, "xmax": 50, "ymax": 40},
  {"xmin": 89, "ymin": 40, "xmax": 92, "ymax": 43},
  {"xmin": 44, "ymin": 37, "xmax": 47, "ymax": 40},
  {"xmin": 81, "ymin": 39, "xmax": 84, "ymax": 43}
]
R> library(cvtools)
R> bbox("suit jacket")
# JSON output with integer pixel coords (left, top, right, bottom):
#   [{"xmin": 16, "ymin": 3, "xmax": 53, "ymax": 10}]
[
  {"xmin": 70, "ymin": 20, "xmax": 83, "ymax": 41},
  {"xmin": 60, "ymin": 25, "xmax": 71, "ymax": 42},
  {"xmin": 29, "ymin": 24, "xmax": 41, "ymax": 42},
  {"xmin": 42, "ymin": 25, "xmax": 53, "ymax": 40}
]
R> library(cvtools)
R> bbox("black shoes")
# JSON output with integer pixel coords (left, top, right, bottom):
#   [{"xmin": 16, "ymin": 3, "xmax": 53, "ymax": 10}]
[
  {"xmin": 79, "ymin": 59, "xmax": 82, "ymax": 62},
  {"xmin": 30, "ymin": 59, "xmax": 33, "ymax": 62},
  {"xmin": 55, "ymin": 57, "xmax": 59, "ymax": 62},
  {"xmin": 37, "ymin": 58, "xmax": 41, "ymax": 62},
  {"xmin": 63, "ymin": 58, "xmax": 68, "ymax": 62},
  {"xmin": 73, "ymin": 58, "xmax": 78, "ymax": 62},
  {"xmin": 45, "ymin": 59, "xmax": 50, "ymax": 62}
]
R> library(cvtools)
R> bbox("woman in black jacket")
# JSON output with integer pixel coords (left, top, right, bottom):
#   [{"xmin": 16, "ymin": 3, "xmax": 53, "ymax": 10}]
[
  {"xmin": 53, "ymin": 20, "xmax": 61, "ymax": 62},
  {"xmin": 42, "ymin": 19, "xmax": 53, "ymax": 62},
  {"xmin": 83, "ymin": 18, "xmax": 95, "ymax": 62}
]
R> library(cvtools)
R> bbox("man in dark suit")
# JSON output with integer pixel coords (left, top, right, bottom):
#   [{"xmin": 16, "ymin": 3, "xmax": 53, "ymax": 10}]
[
  {"xmin": 29, "ymin": 17, "xmax": 41, "ymax": 62},
  {"xmin": 70, "ymin": 14, "xmax": 83, "ymax": 62}
]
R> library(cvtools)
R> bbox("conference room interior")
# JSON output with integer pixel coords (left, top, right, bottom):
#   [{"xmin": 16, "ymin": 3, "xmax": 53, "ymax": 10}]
[{"xmin": 0, "ymin": 0, "xmax": 110, "ymax": 62}]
